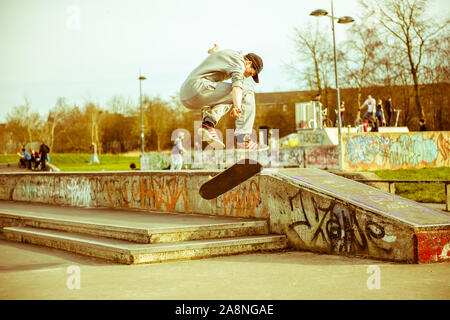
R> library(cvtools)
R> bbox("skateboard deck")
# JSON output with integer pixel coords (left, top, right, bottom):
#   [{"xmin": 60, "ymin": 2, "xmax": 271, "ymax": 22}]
[{"xmin": 199, "ymin": 158, "xmax": 263, "ymax": 200}]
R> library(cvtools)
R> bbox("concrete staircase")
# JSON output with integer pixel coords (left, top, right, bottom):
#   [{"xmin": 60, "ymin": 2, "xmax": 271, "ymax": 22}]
[{"xmin": 0, "ymin": 209, "xmax": 287, "ymax": 264}]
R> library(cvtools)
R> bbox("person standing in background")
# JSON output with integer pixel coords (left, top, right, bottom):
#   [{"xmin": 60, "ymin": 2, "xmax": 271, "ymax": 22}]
[
  {"xmin": 360, "ymin": 95, "xmax": 376, "ymax": 122},
  {"xmin": 339, "ymin": 101, "xmax": 345, "ymax": 126},
  {"xmin": 39, "ymin": 141, "xmax": 50, "ymax": 171},
  {"xmin": 419, "ymin": 118, "xmax": 427, "ymax": 131},
  {"xmin": 170, "ymin": 132, "xmax": 186, "ymax": 170},
  {"xmin": 376, "ymin": 99, "xmax": 385, "ymax": 127},
  {"xmin": 384, "ymin": 97, "xmax": 394, "ymax": 126},
  {"xmin": 89, "ymin": 142, "xmax": 100, "ymax": 164}
]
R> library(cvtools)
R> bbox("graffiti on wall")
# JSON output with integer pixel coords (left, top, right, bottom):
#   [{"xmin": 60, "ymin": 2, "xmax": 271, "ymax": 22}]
[
  {"xmin": 344, "ymin": 132, "xmax": 450, "ymax": 170},
  {"xmin": 138, "ymin": 176, "xmax": 188, "ymax": 212},
  {"xmin": 212, "ymin": 176, "xmax": 268, "ymax": 218},
  {"xmin": 278, "ymin": 146, "xmax": 339, "ymax": 169},
  {"xmin": 11, "ymin": 176, "xmax": 92, "ymax": 207},
  {"xmin": 297, "ymin": 131, "xmax": 326, "ymax": 146},
  {"xmin": 287, "ymin": 189, "xmax": 400, "ymax": 258},
  {"xmin": 9, "ymin": 175, "xmax": 189, "ymax": 213},
  {"xmin": 64, "ymin": 178, "xmax": 92, "ymax": 207}
]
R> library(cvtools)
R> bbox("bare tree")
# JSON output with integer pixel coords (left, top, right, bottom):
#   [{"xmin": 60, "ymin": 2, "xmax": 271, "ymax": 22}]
[
  {"xmin": 340, "ymin": 24, "xmax": 383, "ymax": 109},
  {"xmin": 107, "ymin": 94, "xmax": 136, "ymax": 116},
  {"xmin": 421, "ymin": 33, "xmax": 450, "ymax": 129},
  {"xmin": 288, "ymin": 21, "xmax": 333, "ymax": 105},
  {"xmin": 360, "ymin": 0, "xmax": 448, "ymax": 118},
  {"xmin": 6, "ymin": 96, "xmax": 43, "ymax": 149},
  {"xmin": 46, "ymin": 97, "xmax": 69, "ymax": 151},
  {"xmin": 85, "ymin": 103, "xmax": 104, "ymax": 154}
]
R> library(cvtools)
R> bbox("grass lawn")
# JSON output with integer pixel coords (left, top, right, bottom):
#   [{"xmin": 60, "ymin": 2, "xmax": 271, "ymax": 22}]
[
  {"xmin": 53, "ymin": 153, "xmax": 141, "ymax": 171},
  {"xmin": 372, "ymin": 167, "xmax": 450, "ymax": 203},
  {"xmin": 0, "ymin": 153, "xmax": 140, "ymax": 172}
]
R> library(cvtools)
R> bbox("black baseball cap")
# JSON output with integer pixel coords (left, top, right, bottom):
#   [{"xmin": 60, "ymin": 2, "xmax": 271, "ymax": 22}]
[{"xmin": 245, "ymin": 53, "xmax": 263, "ymax": 83}]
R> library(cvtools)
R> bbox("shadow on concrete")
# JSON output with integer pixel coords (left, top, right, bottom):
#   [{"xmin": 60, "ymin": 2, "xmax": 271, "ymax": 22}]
[{"xmin": 206, "ymin": 249, "xmax": 398, "ymax": 266}]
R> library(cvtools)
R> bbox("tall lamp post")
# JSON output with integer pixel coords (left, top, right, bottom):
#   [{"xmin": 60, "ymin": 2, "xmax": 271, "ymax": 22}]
[
  {"xmin": 310, "ymin": 1, "xmax": 354, "ymax": 171},
  {"xmin": 138, "ymin": 73, "xmax": 147, "ymax": 154}
]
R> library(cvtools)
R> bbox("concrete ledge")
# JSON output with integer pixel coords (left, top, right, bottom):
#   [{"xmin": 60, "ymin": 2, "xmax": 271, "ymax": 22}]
[
  {"xmin": 3, "ymin": 227, "xmax": 287, "ymax": 265},
  {"xmin": 0, "ymin": 211, "xmax": 268, "ymax": 244},
  {"xmin": 0, "ymin": 211, "xmax": 151, "ymax": 243},
  {"xmin": 1, "ymin": 168, "xmax": 448, "ymax": 264}
]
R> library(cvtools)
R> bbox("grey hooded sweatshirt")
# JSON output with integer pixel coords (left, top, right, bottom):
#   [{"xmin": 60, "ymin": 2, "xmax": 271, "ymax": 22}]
[{"xmin": 179, "ymin": 49, "xmax": 246, "ymax": 107}]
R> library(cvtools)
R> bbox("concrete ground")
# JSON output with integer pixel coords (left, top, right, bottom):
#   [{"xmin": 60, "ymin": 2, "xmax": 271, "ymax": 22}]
[{"xmin": 0, "ymin": 239, "xmax": 449, "ymax": 300}]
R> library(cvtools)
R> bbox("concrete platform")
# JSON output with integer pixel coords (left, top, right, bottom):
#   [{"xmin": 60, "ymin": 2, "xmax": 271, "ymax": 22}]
[
  {"xmin": 0, "ymin": 201, "xmax": 286, "ymax": 264},
  {"xmin": 3, "ymin": 226, "xmax": 285, "ymax": 264},
  {"xmin": 0, "ymin": 201, "xmax": 269, "ymax": 243},
  {"xmin": 0, "ymin": 168, "xmax": 448, "ymax": 263}
]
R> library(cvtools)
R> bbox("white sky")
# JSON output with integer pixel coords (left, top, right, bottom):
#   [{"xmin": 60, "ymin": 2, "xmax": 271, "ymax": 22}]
[{"xmin": 0, "ymin": 0, "xmax": 448, "ymax": 122}]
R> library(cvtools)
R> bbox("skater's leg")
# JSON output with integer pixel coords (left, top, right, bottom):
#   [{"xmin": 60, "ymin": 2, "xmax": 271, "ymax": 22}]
[
  {"xmin": 234, "ymin": 86, "xmax": 256, "ymax": 136},
  {"xmin": 234, "ymin": 87, "xmax": 268, "ymax": 152}
]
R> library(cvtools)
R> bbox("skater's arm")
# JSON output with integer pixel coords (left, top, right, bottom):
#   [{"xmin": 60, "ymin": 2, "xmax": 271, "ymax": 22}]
[{"xmin": 230, "ymin": 86, "xmax": 243, "ymax": 119}]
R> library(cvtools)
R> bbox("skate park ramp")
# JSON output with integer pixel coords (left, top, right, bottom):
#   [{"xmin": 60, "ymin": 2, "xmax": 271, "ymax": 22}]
[{"xmin": 0, "ymin": 168, "xmax": 448, "ymax": 263}]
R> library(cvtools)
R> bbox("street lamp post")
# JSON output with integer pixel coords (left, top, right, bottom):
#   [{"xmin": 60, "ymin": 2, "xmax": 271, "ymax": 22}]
[
  {"xmin": 310, "ymin": 0, "xmax": 354, "ymax": 172},
  {"xmin": 138, "ymin": 73, "xmax": 147, "ymax": 154}
]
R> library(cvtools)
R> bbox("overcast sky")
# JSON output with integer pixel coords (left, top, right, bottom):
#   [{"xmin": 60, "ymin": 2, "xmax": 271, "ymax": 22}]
[{"xmin": 0, "ymin": 0, "xmax": 448, "ymax": 123}]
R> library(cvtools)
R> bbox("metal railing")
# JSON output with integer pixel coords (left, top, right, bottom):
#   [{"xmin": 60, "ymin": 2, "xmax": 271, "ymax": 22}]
[{"xmin": 354, "ymin": 179, "xmax": 450, "ymax": 211}]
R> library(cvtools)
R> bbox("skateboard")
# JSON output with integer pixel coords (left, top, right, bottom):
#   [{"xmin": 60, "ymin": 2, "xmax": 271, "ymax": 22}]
[{"xmin": 199, "ymin": 158, "xmax": 263, "ymax": 200}]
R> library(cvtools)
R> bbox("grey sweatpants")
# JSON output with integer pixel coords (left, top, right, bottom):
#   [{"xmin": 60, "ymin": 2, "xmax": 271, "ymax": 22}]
[{"xmin": 180, "ymin": 78, "xmax": 255, "ymax": 136}]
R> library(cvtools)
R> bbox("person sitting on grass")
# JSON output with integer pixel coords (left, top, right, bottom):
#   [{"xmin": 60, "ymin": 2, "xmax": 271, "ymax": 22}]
[
  {"xmin": 32, "ymin": 150, "xmax": 40, "ymax": 170},
  {"xmin": 17, "ymin": 148, "xmax": 32, "ymax": 169}
]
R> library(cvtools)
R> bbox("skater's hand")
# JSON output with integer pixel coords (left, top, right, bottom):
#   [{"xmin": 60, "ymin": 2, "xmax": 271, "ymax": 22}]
[
  {"xmin": 230, "ymin": 106, "xmax": 242, "ymax": 119},
  {"xmin": 208, "ymin": 43, "xmax": 219, "ymax": 54}
]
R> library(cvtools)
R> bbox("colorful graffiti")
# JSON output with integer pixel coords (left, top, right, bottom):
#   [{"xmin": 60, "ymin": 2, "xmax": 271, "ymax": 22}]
[
  {"xmin": 344, "ymin": 132, "xmax": 450, "ymax": 170},
  {"xmin": 8, "ymin": 174, "xmax": 189, "ymax": 213},
  {"xmin": 212, "ymin": 176, "xmax": 267, "ymax": 218},
  {"xmin": 278, "ymin": 147, "xmax": 339, "ymax": 169},
  {"xmin": 140, "ymin": 153, "xmax": 171, "ymax": 170},
  {"xmin": 138, "ymin": 176, "xmax": 188, "ymax": 212}
]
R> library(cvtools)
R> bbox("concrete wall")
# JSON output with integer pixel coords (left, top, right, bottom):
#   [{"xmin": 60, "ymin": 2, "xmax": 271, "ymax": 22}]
[
  {"xmin": 1, "ymin": 169, "xmax": 448, "ymax": 263},
  {"xmin": 343, "ymin": 131, "xmax": 450, "ymax": 171},
  {"xmin": 0, "ymin": 172, "xmax": 269, "ymax": 219},
  {"xmin": 140, "ymin": 130, "xmax": 449, "ymax": 171},
  {"xmin": 140, "ymin": 146, "xmax": 339, "ymax": 170}
]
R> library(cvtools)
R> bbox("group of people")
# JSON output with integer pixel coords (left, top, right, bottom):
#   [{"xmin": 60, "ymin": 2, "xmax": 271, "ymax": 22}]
[
  {"xmin": 17, "ymin": 142, "xmax": 50, "ymax": 171},
  {"xmin": 359, "ymin": 95, "xmax": 396, "ymax": 129}
]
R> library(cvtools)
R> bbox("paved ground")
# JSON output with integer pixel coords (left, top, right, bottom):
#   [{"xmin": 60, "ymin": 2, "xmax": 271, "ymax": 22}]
[
  {"xmin": 0, "ymin": 163, "xmax": 30, "ymax": 173},
  {"xmin": 0, "ymin": 168, "xmax": 448, "ymax": 302},
  {"xmin": 0, "ymin": 238, "xmax": 449, "ymax": 300}
]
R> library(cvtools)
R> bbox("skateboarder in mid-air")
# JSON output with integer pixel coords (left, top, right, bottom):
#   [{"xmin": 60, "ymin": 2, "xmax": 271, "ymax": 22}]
[{"xmin": 179, "ymin": 44, "xmax": 268, "ymax": 151}]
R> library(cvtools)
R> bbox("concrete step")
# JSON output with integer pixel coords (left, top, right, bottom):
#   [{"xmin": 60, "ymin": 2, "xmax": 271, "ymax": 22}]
[
  {"xmin": 0, "ymin": 210, "xmax": 268, "ymax": 244},
  {"xmin": 3, "ymin": 226, "xmax": 287, "ymax": 264}
]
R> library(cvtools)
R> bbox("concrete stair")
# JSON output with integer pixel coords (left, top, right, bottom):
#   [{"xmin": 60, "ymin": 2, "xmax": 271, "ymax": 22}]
[{"xmin": 0, "ymin": 210, "xmax": 287, "ymax": 264}]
